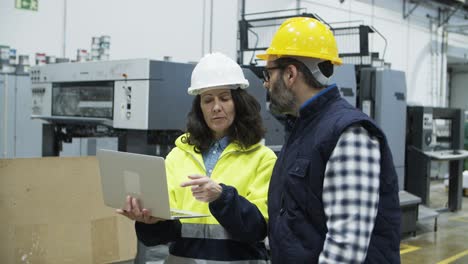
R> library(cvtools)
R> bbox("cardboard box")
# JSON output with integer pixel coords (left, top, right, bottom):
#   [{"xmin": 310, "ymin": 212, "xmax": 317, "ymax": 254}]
[{"xmin": 0, "ymin": 157, "xmax": 137, "ymax": 263}]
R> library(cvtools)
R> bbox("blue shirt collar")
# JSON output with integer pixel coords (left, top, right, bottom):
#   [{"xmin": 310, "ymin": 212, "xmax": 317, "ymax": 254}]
[
  {"xmin": 300, "ymin": 84, "xmax": 337, "ymax": 110},
  {"xmin": 216, "ymin": 136, "xmax": 230, "ymax": 150},
  {"xmin": 202, "ymin": 136, "xmax": 230, "ymax": 176}
]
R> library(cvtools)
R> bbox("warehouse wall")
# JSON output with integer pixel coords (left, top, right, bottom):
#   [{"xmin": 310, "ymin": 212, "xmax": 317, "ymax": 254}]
[
  {"xmin": 1, "ymin": 0, "xmax": 468, "ymax": 105},
  {"xmin": 0, "ymin": 0, "xmax": 238, "ymax": 62},
  {"xmin": 0, "ymin": 0, "xmax": 64, "ymax": 58}
]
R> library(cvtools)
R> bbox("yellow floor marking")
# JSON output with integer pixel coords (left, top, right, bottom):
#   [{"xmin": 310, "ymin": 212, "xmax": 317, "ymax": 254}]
[
  {"xmin": 437, "ymin": 249, "xmax": 468, "ymax": 264},
  {"xmin": 400, "ymin": 243, "xmax": 421, "ymax": 255},
  {"xmin": 449, "ymin": 215, "xmax": 468, "ymax": 223}
]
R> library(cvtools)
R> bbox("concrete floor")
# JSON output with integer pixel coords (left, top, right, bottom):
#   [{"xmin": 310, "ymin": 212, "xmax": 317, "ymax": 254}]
[{"xmin": 401, "ymin": 180, "xmax": 468, "ymax": 264}]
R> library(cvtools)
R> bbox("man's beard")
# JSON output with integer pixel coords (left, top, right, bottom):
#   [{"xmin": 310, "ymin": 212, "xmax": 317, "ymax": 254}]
[{"xmin": 268, "ymin": 78, "xmax": 297, "ymax": 116}]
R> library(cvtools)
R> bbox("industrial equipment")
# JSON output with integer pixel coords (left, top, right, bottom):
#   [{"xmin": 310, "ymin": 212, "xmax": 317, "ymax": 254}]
[
  {"xmin": 30, "ymin": 59, "xmax": 285, "ymax": 157},
  {"xmin": 330, "ymin": 64, "xmax": 357, "ymax": 107},
  {"xmin": 406, "ymin": 106, "xmax": 468, "ymax": 211},
  {"xmin": 31, "ymin": 59, "xmax": 193, "ymax": 130},
  {"xmin": 0, "ymin": 73, "xmax": 42, "ymax": 158},
  {"xmin": 359, "ymin": 68, "xmax": 408, "ymax": 190}
]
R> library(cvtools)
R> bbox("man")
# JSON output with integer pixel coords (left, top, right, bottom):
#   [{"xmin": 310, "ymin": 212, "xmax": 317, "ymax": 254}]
[{"xmin": 257, "ymin": 17, "xmax": 401, "ymax": 263}]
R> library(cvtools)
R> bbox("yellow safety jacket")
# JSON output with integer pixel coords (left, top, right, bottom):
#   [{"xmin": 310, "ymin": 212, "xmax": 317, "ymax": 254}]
[{"xmin": 136, "ymin": 134, "xmax": 277, "ymax": 263}]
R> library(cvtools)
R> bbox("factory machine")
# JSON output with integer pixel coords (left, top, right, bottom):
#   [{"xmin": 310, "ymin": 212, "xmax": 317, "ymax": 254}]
[
  {"xmin": 359, "ymin": 68, "xmax": 408, "ymax": 190},
  {"xmin": 30, "ymin": 59, "xmax": 285, "ymax": 157},
  {"xmin": 406, "ymin": 106, "xmax": 468, "ymax": 212},
  {"xmin": 330, "ymin": 64, "xmax": 358, "ymax": 107},
  {"xmin": 31, "ymin": 59, "xmax": 195, "ymax": 157},
  {"xmin": 1, "ymin": 73, "xmax": 42, "ymax": 158}
]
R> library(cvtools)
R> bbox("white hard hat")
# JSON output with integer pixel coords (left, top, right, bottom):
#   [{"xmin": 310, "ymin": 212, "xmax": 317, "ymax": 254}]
[{"xmin": 188, "ymin": 52, "xmax": 249, "ymax": 95}]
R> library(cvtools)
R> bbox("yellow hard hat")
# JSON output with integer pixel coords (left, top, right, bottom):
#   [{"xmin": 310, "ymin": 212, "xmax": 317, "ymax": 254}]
[{"xmin": 256, "ymin": 17, "xmax": 342, "ymax": 65}]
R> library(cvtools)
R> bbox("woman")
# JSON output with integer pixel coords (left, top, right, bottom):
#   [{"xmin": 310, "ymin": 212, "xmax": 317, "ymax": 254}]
[{"xmin": 117, "ymin": 52, "xmax": 276, "ymax": 263}]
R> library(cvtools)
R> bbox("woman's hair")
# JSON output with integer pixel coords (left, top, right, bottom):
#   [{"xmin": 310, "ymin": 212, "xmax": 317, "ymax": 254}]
[{"xmin": 181, "ymin": 88, "xmax": 266, "ymax": 153}]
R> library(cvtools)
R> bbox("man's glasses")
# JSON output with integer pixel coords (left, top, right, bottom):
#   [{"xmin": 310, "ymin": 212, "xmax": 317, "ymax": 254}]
[{"xmin": 262, "ymin": 66, "xmax": 283, "ymax": 82}]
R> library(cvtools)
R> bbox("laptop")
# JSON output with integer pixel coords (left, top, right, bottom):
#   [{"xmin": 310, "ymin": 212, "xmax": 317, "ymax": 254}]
[{"xmin": 96, "ymin": 149, "xmax": 209, "ymax": 220}]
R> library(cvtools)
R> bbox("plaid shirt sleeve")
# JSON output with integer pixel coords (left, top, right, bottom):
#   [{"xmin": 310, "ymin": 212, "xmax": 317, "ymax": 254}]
[{"xmin": 319, "ymin": 125, "xmax": 381, "ymax": 263}]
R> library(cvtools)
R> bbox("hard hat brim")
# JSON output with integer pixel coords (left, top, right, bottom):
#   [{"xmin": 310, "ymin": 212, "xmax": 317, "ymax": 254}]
[
  {"xmin": 257, "ymin": 52, "xmax": 343, "ymax": 65},
  {"xmin": 256, "ymin": 53, "xmax": 269, "ymax": 60},
  {"xmin": 188, "ymin": 82, "xmax": 249, "ymax": 95}
]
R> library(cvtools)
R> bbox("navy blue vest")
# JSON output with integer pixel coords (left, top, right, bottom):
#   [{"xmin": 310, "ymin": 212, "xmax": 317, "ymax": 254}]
[{"xmin": 268, "ymin": 87, "xmax": 401, "ymax": 263}]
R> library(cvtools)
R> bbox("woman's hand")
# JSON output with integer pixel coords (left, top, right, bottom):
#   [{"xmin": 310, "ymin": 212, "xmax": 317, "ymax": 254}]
[
  {"xmin": 180, "ymin": 175, "xmax": 223, "ymax": 203},
  {"xmin": 116, "ymin": 195, "xmax": 164, "ymax": 224}
]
